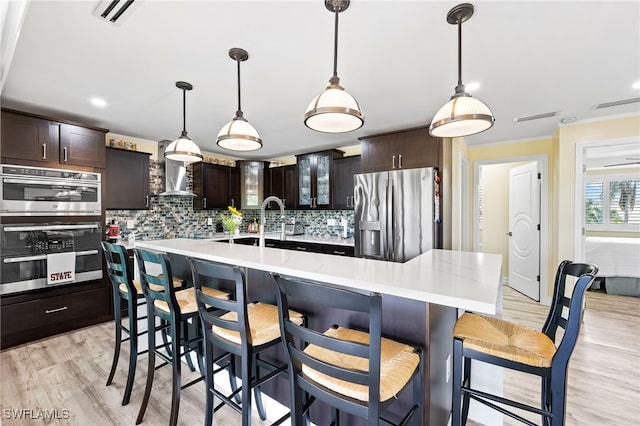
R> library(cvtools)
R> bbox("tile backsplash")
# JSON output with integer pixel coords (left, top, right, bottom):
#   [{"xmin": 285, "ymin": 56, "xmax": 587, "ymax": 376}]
[{"xmin": 106, "ymin": 199, "xmax": 354, "ymax": 240}]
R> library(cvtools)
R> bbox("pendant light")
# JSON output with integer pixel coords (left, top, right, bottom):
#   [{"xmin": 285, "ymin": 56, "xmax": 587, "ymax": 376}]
[
  {"xmin": 164, "ymin": 81, "xmax": 203, "ymax": 163},
  {"xmin": 304, "ymin": 0, "xmax": 363, "ymax": 133},
  {"xmin": 430, "ymin": 3, "xmax": 495, "ymax": 138},
  {"xmin": 217, "ymin": 48, "xmax": 262, "ymax": 152}
]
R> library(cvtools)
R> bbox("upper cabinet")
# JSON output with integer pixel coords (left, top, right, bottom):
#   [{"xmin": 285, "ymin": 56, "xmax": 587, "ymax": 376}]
[
  {"xmin": 238, "ymin": 161, "xmax": 270, "ymax": 210},
  {"xmin": 1, "ymin": 109, "xmax": 107, "ymax": 168},
  {"xmin": 105, "ymin": 148, "xmax": 151, "ymax": 210},
  {"xmin": 59, "ymin": 124, "xmax": 106, "ymax": 168},
  {"xmin": 332, "ymin": 155, "xmax": 361, "ymax": 210},
  {"xmin": 359, "ymin": 126, "xmax": 441, "ymax": 173},
  {"xmin": 266, "ymin": 164, "xmax": 297, "ymax": 209},
  {"xmin": 296, "ymin": 149, "xmax": 343, "ymax": 209},
  {"xmin": 192, "ymin": 163, "xmax": 240, "ymax": 210}
]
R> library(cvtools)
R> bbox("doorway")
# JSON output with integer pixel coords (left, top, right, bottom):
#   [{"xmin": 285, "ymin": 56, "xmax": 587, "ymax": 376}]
[{"xmin": 473, "ymin": 155, "xmax": 550, "ymax": 305}]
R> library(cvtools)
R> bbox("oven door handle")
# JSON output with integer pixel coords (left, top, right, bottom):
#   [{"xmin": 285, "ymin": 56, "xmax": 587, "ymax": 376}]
[
  {"xmin": 2, "ymin": 177, "xmax": 98, "ymax": 186},
  {"xmin": 2, "ymin": 250, "xmax": 98, "ymax": 264},
  {"xmin": 4, "ymin": 224, "xmax": 100, "ymax": 232},
  {"xmin": 3, "ymin": 255, "xmax": 48, "ymax": 263}
]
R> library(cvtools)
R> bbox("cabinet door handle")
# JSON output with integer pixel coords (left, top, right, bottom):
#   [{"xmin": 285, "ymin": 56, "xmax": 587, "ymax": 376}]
[
  {"xmin": 231, "ymin": 199, "xmax": 235, "ymax": 207},
  {"xmin": 333, "ymin": 250, "xmax": 346, "ymax": 255},
  {"xmin": 42, "ymin": 143, "xmax": 47, "ymax": 160},
  {"xmin": 296, "ymin": 246, "xmax": 307, "ymax": 251},
  {"xmin": 399, "ymin": 154, "xmax": 403, "ymax": 168},
  {"xmin": 392, "ymin": 155, "xmax": 396, "ymax": 169},
  {"xmin": 63, "ymin": 146, "xmax": 68, "ymax": 162},
  {"xmin": 282, "ymin": 198, "xmax": 286, "ymax": 207},
  {"xmin": 203, "ymin": 197, "xmax": 207, "ymax": 209},
  {"xmin": 145, "ymin": 195, "xmax": 149, "ymax": 208},
  {"xmin": 45, "ymin": 306, "xmax": 68, "ymax": 314}
]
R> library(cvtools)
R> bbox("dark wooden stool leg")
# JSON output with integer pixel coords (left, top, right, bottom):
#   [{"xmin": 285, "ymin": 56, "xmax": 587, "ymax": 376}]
[
  {"xmin": 106, "ymin": 291, "xmax": 123, "ymax": 387},
  {"xmin": 122, "ymin": 296, "xmax": 138, "ymax": 405},
  {"xmin": 169, "ymin": 319, "xmax": 182, "ymax": 426},
  {"xmin": 253, "ymin": 353, "xmax": 267, "ymax": 421},
  {"xmin": 461, "ymin": 354, "xmax": 472, "ymax": 424},
  {"xmin": 136, "ymin": 307, "xmax": 156, "ymax": 425},
  {"xmin": 452, "ymin": 338, "xmax": 463, "ymax": 426}
]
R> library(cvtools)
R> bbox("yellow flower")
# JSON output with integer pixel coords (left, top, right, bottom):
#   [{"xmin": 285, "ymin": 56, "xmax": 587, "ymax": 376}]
[{"xmin": 228, "ymin": 206, "xmax": 242, "ymax": 216}]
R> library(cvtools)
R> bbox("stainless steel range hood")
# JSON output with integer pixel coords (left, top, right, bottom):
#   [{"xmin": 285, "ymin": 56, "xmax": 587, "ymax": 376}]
[{"xmin": 158, "ymin": 139, "xmax": 196, "ymax": 197}]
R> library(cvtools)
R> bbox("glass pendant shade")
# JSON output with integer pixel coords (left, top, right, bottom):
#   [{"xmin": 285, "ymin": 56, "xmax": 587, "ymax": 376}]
[
  {"xmin": 430, "ymin": 93, "xmax": 495, "ymax": 138},
  {"xmin": 216, "ymin": 116, "xmax": 263, "ymax": 151},
  {"xmin": 165, "ymin": 134, "xmax": 203, "ymax": 163},
  {"xmin": 304, "ymin": 83, "xmax": 364, "ymax": 133}
]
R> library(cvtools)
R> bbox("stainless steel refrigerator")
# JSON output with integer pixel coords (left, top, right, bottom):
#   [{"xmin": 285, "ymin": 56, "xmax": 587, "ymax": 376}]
[{"xmin": 354, "ymin": 167, "xmax": 440, "ymax": 262}]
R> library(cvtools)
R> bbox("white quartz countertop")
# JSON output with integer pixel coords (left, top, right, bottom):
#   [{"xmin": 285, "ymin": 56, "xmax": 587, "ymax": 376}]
[{"xmin": 135, "ymin": 238, "xmax": 502, "ymax": 315}]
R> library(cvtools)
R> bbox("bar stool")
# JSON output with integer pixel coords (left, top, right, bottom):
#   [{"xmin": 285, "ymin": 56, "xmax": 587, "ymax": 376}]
[
  {"xmin": 102, "ymin": 241, "xmax": 146, "ymax": 406},
  {"xmin": 451, "ymin": 260, "xmax": 598, "ymax": 426},
  {"xmin": 188, "ymin": 258, "xmax": 305, "ymax": 426},
  {"xmin": 271, "ymin": 274, "xmax": 424, "ymax": 426},
  {"xmin": 134, "ymin": 248, "xmax": 229, "ymax": 426}
]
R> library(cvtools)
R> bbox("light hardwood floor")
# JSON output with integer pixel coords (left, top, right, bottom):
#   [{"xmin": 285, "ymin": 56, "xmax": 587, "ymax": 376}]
[{"xmin": 1, "ymin": 287, "xmax": 638, "ymax": 425}]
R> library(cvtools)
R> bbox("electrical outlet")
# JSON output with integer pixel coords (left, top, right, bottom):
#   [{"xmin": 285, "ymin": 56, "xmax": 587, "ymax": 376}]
[
  {"xmin": 446, "ymin": 354, "xmax": 451, "ymax": 383},
  {"xmin": 327, "ymin": 219, "xmax": 337, "ymax": 226},
  {"xmin": 207, "ymin": 217, "xmax": 213, "ymax": 226},
  {"xmin": 126, "ymin": 220, "xmax": 135, "ymax": 229}
]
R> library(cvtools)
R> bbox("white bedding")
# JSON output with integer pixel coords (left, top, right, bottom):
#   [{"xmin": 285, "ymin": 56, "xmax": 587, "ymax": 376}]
[{"xmin": 585, "ymin": 237, "xmax": 640, "ymax": 278}]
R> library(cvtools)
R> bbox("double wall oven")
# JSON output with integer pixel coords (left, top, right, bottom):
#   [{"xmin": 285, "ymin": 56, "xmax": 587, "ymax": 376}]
[{"xmin": 1, "ymin": 164, "xmax": 103, "ymax": 295}]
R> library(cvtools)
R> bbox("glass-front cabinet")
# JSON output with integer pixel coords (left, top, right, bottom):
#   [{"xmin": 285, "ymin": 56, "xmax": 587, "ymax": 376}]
[
  {"xmin": 296, "ymin": 150, "xmax": 343, "ymax": 209},
  {"xmin": 239, "ymin": 161, "xmax": 268, "ymax": 209}
]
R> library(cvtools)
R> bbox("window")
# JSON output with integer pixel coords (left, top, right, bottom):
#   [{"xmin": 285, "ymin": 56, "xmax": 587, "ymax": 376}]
[{"xmin": 585, "ymin": 174, "xmax": 640, "ymax": 231}]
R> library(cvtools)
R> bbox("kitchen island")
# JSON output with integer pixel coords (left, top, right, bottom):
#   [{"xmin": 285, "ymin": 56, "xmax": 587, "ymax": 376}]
[{"xmin": 135, "ymin": 238, "xmax": 502, "ymax": 425}]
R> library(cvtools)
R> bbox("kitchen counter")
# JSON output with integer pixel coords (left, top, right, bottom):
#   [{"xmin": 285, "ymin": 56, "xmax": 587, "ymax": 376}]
[
  {"xmin": 134, "ymin": 238, "xmax": 502, "ymax": 424},
  {"xmin": 135, "ymin": 238, "xmax": 501, "ymax": 314}
]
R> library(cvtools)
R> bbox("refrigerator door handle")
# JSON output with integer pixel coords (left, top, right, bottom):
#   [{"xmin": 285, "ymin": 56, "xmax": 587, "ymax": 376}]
[{"xmin": 386, "ymin": 178, "xmax": 395, "ymax": 261}]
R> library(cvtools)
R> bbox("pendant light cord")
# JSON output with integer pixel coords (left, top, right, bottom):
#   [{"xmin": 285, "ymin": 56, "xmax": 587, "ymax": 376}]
[
  {"xmin": 181, "ymin": 87, "xmax": 187, "ymax": 135},
  {"xmin": 333, "ymin": 8, "xmax": 339, "ymax": 79},
  {"xmin": 457, "ymin": 19, "xmax": 463, "ymax": 87},
  {"xmin": 236, "ymin": 57, "xmax": 243, "ymax": 117}
]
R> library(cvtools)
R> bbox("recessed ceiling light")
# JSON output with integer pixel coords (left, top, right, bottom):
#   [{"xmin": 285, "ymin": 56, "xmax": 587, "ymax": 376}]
[
  {"xmin": 465, "ymin": 81, "xmax": 480, "ymax": 92},
  {"xmin": 633, "ymin": 81, "xmax": 640, "ymax": 90},
  {"xmin": 90, "ymin": 97, "xmax": 107, "ymax": 107}
]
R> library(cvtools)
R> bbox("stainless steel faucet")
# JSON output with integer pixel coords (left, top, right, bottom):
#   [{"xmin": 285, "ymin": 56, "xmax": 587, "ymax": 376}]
[{"xmin": 259, "ymin": 196, "xmax": 286, "ymax": 247}]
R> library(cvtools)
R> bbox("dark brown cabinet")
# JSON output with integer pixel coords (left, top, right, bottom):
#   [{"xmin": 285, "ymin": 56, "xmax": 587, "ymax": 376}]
[
  {"xmin": 267, "ymin": 164, "xmax": 297, "ymax": 209},
  {"xmin": 359, "ymin": 126, "xmax": 441, "ymax": 173},
  {"xmin": 1, "ymin": 109, "xmax": 107, "ymax": 168},
  {"xmin": 0, "ymin": 281, "xmax": 111, "ymax": 349},
  {"xmin": 296, "ymin": 149, "xmax": 343, "ymax": 209},
  {"xmin": 105, "ymin": 148, "xmax": 151, "ymax": 209},
  {"xmin": 192, "ymin": 163, "xmax": 240, "ymax": 210},
  {"xmin": 238, "ymin": 161, "xmax": 270, "ymax": 210},
  {"xmin": 59, "ymin": 123, "xmax": 106, "ymax": 168},
  {"xmin": 1, "ymin": 110, "xmax": 58, "ymax": 162},
  {"xmin": 332, "ymin": 155, "xmax": 361, "ymax": 210}
]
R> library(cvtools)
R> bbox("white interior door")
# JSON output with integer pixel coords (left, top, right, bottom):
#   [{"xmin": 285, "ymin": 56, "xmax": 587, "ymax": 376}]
[{"xmin": 508, "ymin": 162, "xmax": 540, "ymax": 301}]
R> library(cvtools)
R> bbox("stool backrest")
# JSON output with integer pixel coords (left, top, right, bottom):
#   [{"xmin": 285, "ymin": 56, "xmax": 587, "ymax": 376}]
[
  {"xmin": 134, "ymin": 247, "xmax": 178, "ymax": 321},
  {"xmin": 188, "ymin": 258, "xmax": 249, "ymax": 349},
  {"xmin": 272, "ymin": 274, "xmax": 383, "ymax": 405},
  {"xmin": 543, "ymin": 260, "xmax": 598, "ymax": 365},
  {"xmin": 101, "ymin": 241, "xmax": 135, "ymax": 296}
]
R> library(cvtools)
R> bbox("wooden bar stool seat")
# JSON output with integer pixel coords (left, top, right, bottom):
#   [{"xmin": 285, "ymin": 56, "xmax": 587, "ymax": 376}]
[{"xmin": 451, "ymin": 260, "xmax": 598, "ymax": 426}]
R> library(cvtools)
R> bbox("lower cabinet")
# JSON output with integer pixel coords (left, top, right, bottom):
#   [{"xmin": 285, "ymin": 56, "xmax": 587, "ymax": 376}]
[
  {"xmin": 233, "ymin": 237, "xmax": 354, "ymax": 257},
  {"xmin": 0, "ymin": 280, "xmax": 111, "ymax": 349}
]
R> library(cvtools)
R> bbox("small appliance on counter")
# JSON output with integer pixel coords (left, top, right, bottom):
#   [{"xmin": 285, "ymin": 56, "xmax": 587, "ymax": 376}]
[
  {"xmin": 107, "ymin": 220, "xmax": 119, "ymax": 243},
  {"xmin": 284, "ymin": 223, "xmax": 304, "ymax": 236}
]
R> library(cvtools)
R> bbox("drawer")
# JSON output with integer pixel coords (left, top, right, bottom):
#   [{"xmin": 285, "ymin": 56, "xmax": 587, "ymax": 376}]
[{"xmin": 1, "ymin": 285, "xmax": 110, "ymax": 348}]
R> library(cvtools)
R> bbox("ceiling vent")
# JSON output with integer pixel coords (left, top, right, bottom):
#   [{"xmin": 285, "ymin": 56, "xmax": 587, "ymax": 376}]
[
  {"xmin": 592, "ymin": 97, "xmax": 640, "ymax": 110},
  {"xmin": 93, "ymin": 0, "xmax": 140, "ymax": 26},
  {"xmin": 513, "ymin": 111, "xmax": 560, "ymax": 123}
]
